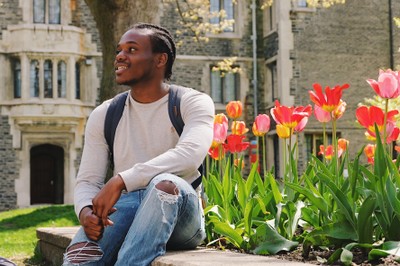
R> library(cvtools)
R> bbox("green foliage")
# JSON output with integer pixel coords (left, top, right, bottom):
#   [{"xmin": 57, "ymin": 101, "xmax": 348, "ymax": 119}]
[{"xmin": 0, "ymin": 205, "xmax": 79, "ymax": 264}]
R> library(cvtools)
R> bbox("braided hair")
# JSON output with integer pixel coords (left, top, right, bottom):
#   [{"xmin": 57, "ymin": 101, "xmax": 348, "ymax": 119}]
[{"xmin": 130, "ymin": 23, "xmax": 176, "ymax": 80}]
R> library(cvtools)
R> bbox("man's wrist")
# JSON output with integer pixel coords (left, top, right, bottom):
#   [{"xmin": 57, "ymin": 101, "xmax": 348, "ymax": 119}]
[
  {"xmin": 113, "ymin": 174, "xmax": 127, "ymax": 191},
  {"xmin": 79, "ymin": 206, "xmax": 93, "ymax": 222}
]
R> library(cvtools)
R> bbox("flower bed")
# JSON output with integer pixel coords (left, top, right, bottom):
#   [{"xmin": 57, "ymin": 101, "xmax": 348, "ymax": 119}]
[{"xmin": 203, "ymin": 69, "xmax": 400, "ymax": 265}]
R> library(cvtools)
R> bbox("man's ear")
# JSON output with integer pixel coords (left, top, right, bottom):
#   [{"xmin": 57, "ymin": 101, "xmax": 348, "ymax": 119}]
[{"xmin": 156, "ymin": 53, "xmax": 168, "ymax": 68}]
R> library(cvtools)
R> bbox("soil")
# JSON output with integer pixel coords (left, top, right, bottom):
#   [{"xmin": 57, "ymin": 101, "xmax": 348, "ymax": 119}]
[{"xmin": 270, "ymin": 246, "xmax": 400, "ymax": 266}]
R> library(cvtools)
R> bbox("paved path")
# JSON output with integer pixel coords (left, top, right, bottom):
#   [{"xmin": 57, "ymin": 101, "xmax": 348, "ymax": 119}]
[{"xmin": 37, "ymin": 227, "xmax": 314, "ymax": 265}]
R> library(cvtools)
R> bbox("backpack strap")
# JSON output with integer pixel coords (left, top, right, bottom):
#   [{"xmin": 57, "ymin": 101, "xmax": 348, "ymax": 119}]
[
  {"xmin": 104, "ymin": 85, "xmax": 203, "ymax": 189},
  {"xmin": 104, "ymin": 91, "xmax": 129, "ymax": 170},
  {"xmin": 168, "ymin": 85, "xmax": 203, "ymax": 189}
]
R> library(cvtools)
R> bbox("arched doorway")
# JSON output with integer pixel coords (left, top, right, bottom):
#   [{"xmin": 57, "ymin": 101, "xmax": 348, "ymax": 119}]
[{"xmin": 30, "ymin": 144, "xmax": 64, "ymax": 204}]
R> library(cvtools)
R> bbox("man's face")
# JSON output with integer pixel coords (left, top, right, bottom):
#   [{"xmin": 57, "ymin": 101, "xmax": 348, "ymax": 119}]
[{"xmin": 114, "ymin": 29, "xmax": 157, "ymax": 86}]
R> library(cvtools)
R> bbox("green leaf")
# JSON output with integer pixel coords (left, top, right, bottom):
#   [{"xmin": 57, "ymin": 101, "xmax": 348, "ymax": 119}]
[
  {"xmin": 267, "ymin": 173, "xmax": 282, "ymax": 204},
  {"xmin": 245, "ymin": 161, "xmax": 258, "ymax": 196},
  {"xmin": 340, "ymin": 248, "xmax": 354, "ymax": 266},
  {"xmin": 303, "ymin": 221, "xmax": 357, "ymax": 257},
  {"xmin": 318, "ymin": 174, "xmax": 356, "ymax": 230},
  {"xmin": 369, "ymin": 241, "xmax": 400, "ymax": 261},
  {"xmin": 373, "ymin": 124, "xmax": 388, "ymax": 182},
  {"xmin": 244, "ymin": 199, "xmax": 254, "ymax": 236},
  {"xmin": 357, "ymin": 195, "xmax": 376, "ymax": 244},
  {"xmin": 211, "ymin": 220, "xmax": 244, "ymax": 249},
  {"xmin": 251, "ymin": 223, "xmax": 299, "ymax": 255},
  {"xmin": 286, "ymin": 182, "xmax": 328, "ymax": 216}
]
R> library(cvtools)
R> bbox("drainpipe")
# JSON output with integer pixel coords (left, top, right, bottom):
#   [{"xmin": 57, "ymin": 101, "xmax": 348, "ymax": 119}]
[
  {"xmin": 389, "ymin": 0, "xmax": 394, "ymax": 69},
  {"xmin": 251, "ymin": 0, "xmax": 258, "ymax": 117}
]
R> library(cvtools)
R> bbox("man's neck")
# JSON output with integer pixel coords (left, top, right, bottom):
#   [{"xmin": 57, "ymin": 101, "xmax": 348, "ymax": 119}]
[{"xmin": 129, "ymin": 82, "xmax": 169, "ymax": 103}]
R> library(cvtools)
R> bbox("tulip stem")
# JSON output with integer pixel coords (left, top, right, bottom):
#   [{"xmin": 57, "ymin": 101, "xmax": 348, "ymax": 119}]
[
  {"xmin": 383, "ymin": 98, "xmax": 389, "ymax": 150},
  {"xmin": 332, "ymin": 116, "xmax": 339, "ymax": 182},
  {"xmin": 262, "ymin": 135, "xmax": 267, "ymax": 177},
  {"xmin": 323, "ymin": 122, "xmax": 327, "ymax": 165}
]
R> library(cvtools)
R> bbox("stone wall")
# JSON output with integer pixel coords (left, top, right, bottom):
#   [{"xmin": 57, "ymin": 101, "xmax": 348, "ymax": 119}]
[
  {"xmin": 291, "ymin": 0, "xmax": 399, "ymax": 167},
  {"xmin": 0, "ymin": 0, "xmax": 23, "ymax": 40},
  {"xmin": 0, "ymin": 115, "xmax": 18, "ymax": 210}
]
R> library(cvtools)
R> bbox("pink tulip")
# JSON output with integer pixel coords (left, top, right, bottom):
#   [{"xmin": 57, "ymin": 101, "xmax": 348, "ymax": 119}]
[
  {"xmin": 314, "ymin": 105, "xmax": 331, "ymax": 123},
  {"xmin": 211, "ymin": 122, "xmax": 228, "ymax": 148},
  {"xmin": 252, "ymin": 114, "xmax": 271, "ymax": 137},
  {"xmin": 367, "ymin": 69, "xmax": 400, "ymax": 99},
  {"xmin": 294, "ymin": 117, "xmax": 308, "ymax": 133}
]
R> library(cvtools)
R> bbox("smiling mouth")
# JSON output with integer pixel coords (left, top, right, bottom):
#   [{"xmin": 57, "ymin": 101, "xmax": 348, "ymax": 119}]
[{"xmin": 115, "ymin": 66, "xmax": 128, "ymax": 71}]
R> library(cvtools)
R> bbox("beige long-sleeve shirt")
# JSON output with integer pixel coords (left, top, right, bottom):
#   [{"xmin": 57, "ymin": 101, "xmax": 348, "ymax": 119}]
[{"xmin": 74, "ymin": 87, "xmax": 215, "ymax": 217}]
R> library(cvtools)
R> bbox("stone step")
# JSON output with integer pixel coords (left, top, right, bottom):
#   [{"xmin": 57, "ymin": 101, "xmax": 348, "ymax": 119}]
[{"xmin": 36, "ymin": 227, "xmax": 313, "ymax": 266}]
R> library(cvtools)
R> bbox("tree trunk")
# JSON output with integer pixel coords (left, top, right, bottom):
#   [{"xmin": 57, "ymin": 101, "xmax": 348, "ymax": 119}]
[{"xmin": 84, "ymin": 0, "xmax": 162, "ymax": 101}]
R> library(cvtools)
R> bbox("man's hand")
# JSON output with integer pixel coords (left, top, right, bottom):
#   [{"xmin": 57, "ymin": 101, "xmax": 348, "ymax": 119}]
[
  {"xmin": 92, "ymin": 175, "xmax": 126, "ymax": 227},
  {"xmin": 79, "ymin": 206, "xmax": 104, "ymax": 241}
]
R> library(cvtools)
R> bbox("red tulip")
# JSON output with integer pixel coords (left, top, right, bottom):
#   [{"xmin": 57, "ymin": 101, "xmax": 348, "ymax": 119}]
[
  {"xmin": 270, "ymin": 100, "xmax": 312, "ymax": 129},
  {"xmin": 309, "ymin": 83, "xmax": 349, "ymax": 112},
  {"xmin": 356, "ymin": 105, "xmax": 399, "ymax": 143},
  {"xmin": 208, "ymin": 145, "xmax": 226, "ymax": 160},
  {"xmin": 314, "ymin": 105, "xmax": 331, "ymax": 123},
  {"xmin": 223, "ymin": 134, "xmax": 250, "ymax": 153},
  {"xmin": 226, "ymin": 101, "xmax": 243, "ymax": 119},
  {"xmin": 367, "ymin": 69, "xmax": 400, "ymax": 99},
  {"xmin": 231, "ymin": 121, "xmax": 249, "ymax": 135},
  {"xmin": 252, "ymin": 114, "xmax": 271, "ymax": 137}
]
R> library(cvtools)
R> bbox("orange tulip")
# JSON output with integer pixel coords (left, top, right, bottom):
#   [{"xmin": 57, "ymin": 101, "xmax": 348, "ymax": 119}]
[
  {"xmin": 214, "ymin": 113, "xmax": 228, "ymax": 127},
  {"xmin": 276, "ymin": 124, "xmax": 291, "ymax": 139},
  {"xmin": 367, "ymin": 69, "xmax": 400, "ymax": 99},
  {"xmin": 232, "ymin": 121, "xmax": 249, "ymax": 135},
  {"xmin": 252, "ymin": 114, "xmax": 270, "ymax": 137},
  {"xmin": 332, "ymin": 100, "xmax": 346, "ymax": 120},
  {"xmin": 309, "ymin": 83, "xmax": 349, "ymax": 112},
  {"xmin": 364, "ymin": 144, "xmax": 376, "ymax": 164},
  {"xmin": 319, "ymin": 145, "xmax": 334, "ymax": 160},
  {"xmin": 234, "ymin": 158, "xmax": 245, "ymax": 169},
  {"xmin": 337, "ymin": 138, "xmax": 349, "ymax": 157},
  {"xmin": 226, "ymin": 101, "xmax": 243, "ymax": 119}
]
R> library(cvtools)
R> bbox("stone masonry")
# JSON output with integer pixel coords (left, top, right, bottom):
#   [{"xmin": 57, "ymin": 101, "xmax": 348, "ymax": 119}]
[{"xmin": 0, "ymin": 115, "xmax": 18, "ymax": 210}]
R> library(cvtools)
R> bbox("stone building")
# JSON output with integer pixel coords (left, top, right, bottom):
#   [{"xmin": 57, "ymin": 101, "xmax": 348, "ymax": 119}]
[
  {"xmin": 0, "ymin": 0, "xmax": 398, "ymax": 210},
  {"xmin": 262, "ymin": 0, "xmax": 400, "ymax": 176}
]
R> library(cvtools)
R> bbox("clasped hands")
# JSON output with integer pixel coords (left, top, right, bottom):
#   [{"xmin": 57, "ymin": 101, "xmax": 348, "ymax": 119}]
[{"xmin": 79, "ymin": 175, "xmax": 126, "ymax": 241}]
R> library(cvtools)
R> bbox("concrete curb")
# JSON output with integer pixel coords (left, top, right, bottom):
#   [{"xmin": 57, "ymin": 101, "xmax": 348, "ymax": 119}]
[{"xmin": 36, "ymin": 227, "xmax": 314, "ymax": 265}]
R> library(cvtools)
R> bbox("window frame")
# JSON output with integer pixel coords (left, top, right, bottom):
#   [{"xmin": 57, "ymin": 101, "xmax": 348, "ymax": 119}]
[
  {"xmin": 33, "ymin": 0, "xmax": 61, "ymax": 24},
  {"xmin": 210, "ymin": 66, "xmax": 240, "ymax": 104}
]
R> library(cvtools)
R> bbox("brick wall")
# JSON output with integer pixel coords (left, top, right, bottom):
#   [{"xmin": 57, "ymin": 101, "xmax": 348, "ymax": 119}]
[{"xmin": 0, "ymin": 115, "xmax": 18, "ymax": 210}]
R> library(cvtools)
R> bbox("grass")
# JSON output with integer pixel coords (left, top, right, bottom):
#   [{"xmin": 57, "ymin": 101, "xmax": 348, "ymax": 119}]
[{"xmin": 0, "ymin": 205, "xmax": 79, "ymax": 265}]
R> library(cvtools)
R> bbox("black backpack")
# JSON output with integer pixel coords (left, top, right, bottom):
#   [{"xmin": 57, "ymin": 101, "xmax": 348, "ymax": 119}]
[{"xmin": 104, "ymin": 84, "xmax": 203, "ymax": 189}]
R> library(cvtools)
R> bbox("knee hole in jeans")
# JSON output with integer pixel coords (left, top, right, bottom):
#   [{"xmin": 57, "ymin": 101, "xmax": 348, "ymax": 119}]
[
  {"xmin": 155, "ymin": 180, "xmax": 179, "ymax": 195},
  {"xmin": 64, "ymin": 241, "xmax": 103, "ymax": 264}
]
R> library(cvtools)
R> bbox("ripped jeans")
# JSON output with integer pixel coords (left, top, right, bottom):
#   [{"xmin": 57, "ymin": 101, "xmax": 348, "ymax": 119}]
[{"xmin": 63, "ymin": 173, "xmax": 205, "ymax": 266}]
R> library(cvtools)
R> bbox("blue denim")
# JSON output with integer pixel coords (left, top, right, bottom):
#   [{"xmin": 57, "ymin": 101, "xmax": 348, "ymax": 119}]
[{"xmin": 63, "ymin": 173, "xmax": 205, "ymax": 266}]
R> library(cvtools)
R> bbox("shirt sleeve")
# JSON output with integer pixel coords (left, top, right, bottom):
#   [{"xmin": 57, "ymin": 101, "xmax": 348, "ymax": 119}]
[
  {"xmin": 74, "ymin": 101, "xmax": 110, "ymax": 217},
  {"xmin": 119, "ymin": 90, "xmax": 215, "ymax": 192}
]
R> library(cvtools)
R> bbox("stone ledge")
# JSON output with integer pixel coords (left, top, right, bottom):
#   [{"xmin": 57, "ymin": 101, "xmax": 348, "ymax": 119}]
[{"xmin": 36, "ymin": 227, "xmax": 313, "ymax": 266}]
